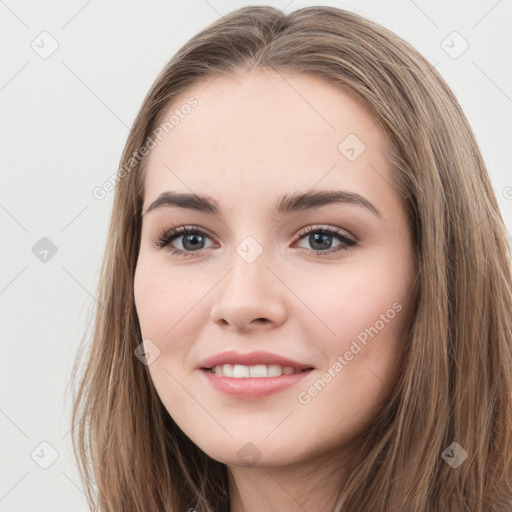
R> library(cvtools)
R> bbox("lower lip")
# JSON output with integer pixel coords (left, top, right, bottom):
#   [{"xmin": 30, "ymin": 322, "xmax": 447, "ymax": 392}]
[{"xmin": 200, "ymin": 368, "xmax": 313, "ymax": 398}]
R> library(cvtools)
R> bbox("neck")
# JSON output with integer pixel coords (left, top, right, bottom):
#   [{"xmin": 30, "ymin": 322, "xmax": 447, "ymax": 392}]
[{"xmin": 227, "ymin": 447, "xmax": 351, "ymax": 512}]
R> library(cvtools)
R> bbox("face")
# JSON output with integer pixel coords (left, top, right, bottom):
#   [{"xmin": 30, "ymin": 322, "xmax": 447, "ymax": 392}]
[{"xmin": 133, "ymin": 69, "xmax": 417, "ymax": 468}]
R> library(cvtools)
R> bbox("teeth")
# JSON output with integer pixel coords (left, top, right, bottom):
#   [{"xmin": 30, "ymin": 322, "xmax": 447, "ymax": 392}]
[
  {"xmin": 249, "ymin": 364, "xmax": 267, "ymax": 377},
  {"xmin": 211, "ymin": 364, "xmax": 301, "ymax": 378}
]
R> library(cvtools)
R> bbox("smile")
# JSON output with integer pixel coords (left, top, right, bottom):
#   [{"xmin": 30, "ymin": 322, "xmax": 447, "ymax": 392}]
[
  {"xmin": 209, "ymin": 364, "xmax": 308, "ymax": 378},
  {"xmin": 201, "ymin": 366, "xmax": 314, "ymax": 398}
]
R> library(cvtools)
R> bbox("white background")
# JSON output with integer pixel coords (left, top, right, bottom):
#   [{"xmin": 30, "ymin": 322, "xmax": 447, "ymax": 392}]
[{"xmin": 1, "ymin": 0, "xmax": 511, "ymax": 510}]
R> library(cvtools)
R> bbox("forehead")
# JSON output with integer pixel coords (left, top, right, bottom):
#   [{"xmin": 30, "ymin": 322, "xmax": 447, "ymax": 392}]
[{"xmin": 142, "ymin": 69, "xmax": 395, "ymax": 213}]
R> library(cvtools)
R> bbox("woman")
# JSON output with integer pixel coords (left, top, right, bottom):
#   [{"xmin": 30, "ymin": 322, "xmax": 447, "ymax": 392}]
[{"xmin": 71, "ymin": 5, "xmax": 512, "ymax": 511}]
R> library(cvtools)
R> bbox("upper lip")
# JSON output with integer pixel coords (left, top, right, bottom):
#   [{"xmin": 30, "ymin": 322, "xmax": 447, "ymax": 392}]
[{"xmin": 198, "ymin": 350, "xmax": 314, "ymax": 370}]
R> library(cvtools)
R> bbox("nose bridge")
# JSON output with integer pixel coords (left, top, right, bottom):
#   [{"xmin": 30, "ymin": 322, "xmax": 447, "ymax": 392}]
[
  {"xmin": 221, "ymin": 206, "xmax": 273, "ymax": 273},
  {"xmin": 223, "ymin": 209, "xmax": 288, "ymax": 292},
  {"xmin": 226, "ymin": 233, "xmax": 272, "ymax": 295},
  {"xmin": 210, "ymin": 231, "xmax": 287, "ymax": 329}
]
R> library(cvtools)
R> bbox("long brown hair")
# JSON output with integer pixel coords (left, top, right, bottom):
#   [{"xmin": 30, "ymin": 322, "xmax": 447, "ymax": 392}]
[{"xmin": 70, "ymin": 5, "xmax": 512, "ymax": 511}]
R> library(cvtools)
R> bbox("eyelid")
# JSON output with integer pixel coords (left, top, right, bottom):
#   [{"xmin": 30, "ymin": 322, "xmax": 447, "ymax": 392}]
[{"xmin": 295, "ymin": 224, "xmax": 357, "ymax": 243}]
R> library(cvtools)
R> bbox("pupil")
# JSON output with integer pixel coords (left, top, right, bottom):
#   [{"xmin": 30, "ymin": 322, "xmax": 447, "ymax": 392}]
[
  {"xmin": 183, "ymin": 234, "xmax": 204, "ymax": 250},
  {"xmin": 311, "ymin": 233, "xmax": 332, "ymax": 250}
]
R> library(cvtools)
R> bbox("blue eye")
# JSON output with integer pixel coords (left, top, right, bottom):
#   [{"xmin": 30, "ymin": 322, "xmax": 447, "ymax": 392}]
[
  {"xmin": 154, "ymin": 226, "xmax": 215, "ymax": 257},
  {"xmin": 294, "ymin": 225, "xmax": 357, "ymax": 256},
  {"xmin": 154, "ymin": 225, "xmax": 357, "ymax": 258}
]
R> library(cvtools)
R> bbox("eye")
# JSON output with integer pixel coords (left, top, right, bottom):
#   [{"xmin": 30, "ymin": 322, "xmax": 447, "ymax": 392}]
[
  {"xmin": 154, "ymin": 225, "xmax": 216, "ymax": 258},
  {"xmin": 154, "ymin": 224, "xmax": 357, "ymax": 258},
  {"xmin": 294, "ymin": 225, "xmax": 357, "ymax": 256}
]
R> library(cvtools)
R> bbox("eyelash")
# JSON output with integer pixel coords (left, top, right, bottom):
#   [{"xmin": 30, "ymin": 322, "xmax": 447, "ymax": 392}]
[{"xmin": 153, "ymin": 225, "xmax": 357, "ymax": 258}]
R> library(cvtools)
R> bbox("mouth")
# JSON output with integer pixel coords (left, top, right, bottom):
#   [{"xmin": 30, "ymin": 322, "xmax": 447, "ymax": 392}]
[
  {"xmin": 200, "ymin": 365, "xmax": 315, "ymax": 398},
  {"xmin": 202, "ymin": 364, "xmax": 313, "ymax": 378}
]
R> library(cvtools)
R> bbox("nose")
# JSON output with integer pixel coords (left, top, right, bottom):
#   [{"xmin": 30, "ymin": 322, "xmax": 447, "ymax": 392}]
[{"xmin": 209, "ymin": 248, "xmax": 287, "ymax": 333}]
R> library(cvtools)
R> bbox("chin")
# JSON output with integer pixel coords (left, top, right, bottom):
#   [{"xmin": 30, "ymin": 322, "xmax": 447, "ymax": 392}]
[{"xmin": 193, "ymin": 435, "xmax": 307, "ymax": 468}]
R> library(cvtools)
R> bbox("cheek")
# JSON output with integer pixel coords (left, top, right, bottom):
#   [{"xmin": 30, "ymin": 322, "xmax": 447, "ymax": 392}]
[
  {"xmin": 299, "ymin": 261, "xmax": 409, "ymax": 343},
  {"xmin": 133, "ymin": 258, "xmax": 202, "ymax": 407},
  {"xmin": 296, "ymin": 277, "xmax": 408, "ymax": 425},
  {"xmin": 134, "ymin": 259, "xmax": 170, "ymax": 339},
  {"xmin": 133, "ymin": 255, "xmax": 209, "ymax": 353},
  {"xmin": 296, "ymin": 262, "xmax": 412, "ymax": 410}
]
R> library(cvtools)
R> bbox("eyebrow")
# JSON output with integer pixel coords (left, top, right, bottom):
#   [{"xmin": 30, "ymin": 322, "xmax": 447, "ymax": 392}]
[{"xmin": 143, "ymin": 189, "xmax": 381, "ymax": 218}]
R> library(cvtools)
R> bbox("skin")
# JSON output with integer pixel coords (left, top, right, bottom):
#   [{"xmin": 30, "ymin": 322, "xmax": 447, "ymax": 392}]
[{"xmin": 133, "ymin": 68, "xmax": 417, "ymax": 512}]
